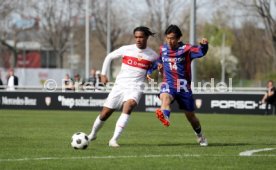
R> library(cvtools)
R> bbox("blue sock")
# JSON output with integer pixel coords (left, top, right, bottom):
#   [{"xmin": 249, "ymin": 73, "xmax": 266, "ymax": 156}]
[{"xmin": 163, "ymin": 110, "xmax": 171, "ymax": 118}]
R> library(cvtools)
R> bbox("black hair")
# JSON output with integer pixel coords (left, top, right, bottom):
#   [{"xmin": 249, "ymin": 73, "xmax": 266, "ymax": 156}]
[
  {"xmin": 164, "ymin": 25, "xmax": 182, "ymax": 38},
  {"xmin": 133, "ymin": 26, "xmax": 155, "ymax": 37}
]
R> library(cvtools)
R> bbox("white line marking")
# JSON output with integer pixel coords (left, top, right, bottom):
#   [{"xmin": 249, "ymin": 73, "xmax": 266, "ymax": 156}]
[
  {"xmin": 1, "ymin": 152, "xmax": 276, "ymax": 162},
  {"xmin": 0, "ymin": 154, "xmax": 199, "ymax": 162},
  {"xmin": 239, "ymin": 148, "xmax": 276, "ymax": 156}
]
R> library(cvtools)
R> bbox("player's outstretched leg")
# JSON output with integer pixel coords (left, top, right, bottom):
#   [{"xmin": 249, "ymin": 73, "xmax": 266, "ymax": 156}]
[
  {"xmin": 88, "ymin": 115, "xmax": 104, "ymax": 141},
  {"xmin": 155, "ymin": 109, "xmax": 170, "ymax": 127},
  {"xmin": 88, "ymin": 107, "xmax": 114, "ymax": 141},
  {"xmin": 184, "ymin": 111, "xmax": 208, "ymax": 146}
]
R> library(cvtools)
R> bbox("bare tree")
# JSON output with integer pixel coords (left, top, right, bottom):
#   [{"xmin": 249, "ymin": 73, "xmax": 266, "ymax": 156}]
[
  {"xmin": 234, "ymin": 0, "xmax": 276, "ymax": 70},
  {"xmin": 0, "ymin": 1, "xmax": 19, "ymax": 37},
  {"xmin": 232, "ymin": 21, "xmax": 271, "ymax": 79},
  {"xmin": 31, "ymin": 0, "xmax": 82, "ymax": 68},
  {"xmin": 144, "ymin": 0, "xmax": 189, "ymax": 44},
  {"xmin": 92, "ymin": 0, "xmax": 130, "ymax": 52},
  {"xmin": 0, "ymin": 0, "xmax": 19, "ymax": 67}
]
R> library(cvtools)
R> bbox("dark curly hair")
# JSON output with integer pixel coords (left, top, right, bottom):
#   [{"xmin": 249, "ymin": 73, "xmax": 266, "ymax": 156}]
[{"xmin": 133, "ymin": 26, "xmax": 155, "ymax": 37}]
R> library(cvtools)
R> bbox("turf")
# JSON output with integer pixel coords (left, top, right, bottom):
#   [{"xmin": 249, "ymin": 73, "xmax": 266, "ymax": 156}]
[{"xmin": 0, "ymin": 109, "xmax": 276, "ymax": 170}]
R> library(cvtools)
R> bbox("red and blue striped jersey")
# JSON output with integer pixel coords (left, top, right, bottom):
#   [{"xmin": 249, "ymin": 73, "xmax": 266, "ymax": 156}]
[{"xmin": 148, "ymin": 42, "xmax": 208, "ymax": 90}]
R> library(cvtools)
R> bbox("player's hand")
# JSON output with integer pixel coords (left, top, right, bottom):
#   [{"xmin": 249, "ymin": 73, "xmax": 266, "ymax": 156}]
[
  {"xmin": 101, "ymin": 75, "xmax": 108, "ymax": 84},
  {"xmin": 199, "ymin": 38, "xmax": 208, "ymax": 45},
  {"xmin": 147, "ymin": 74, "xmax": 153, "ymax": 81},
  {"xmin": 157, "ymin": 63, "xmax": 163, "ymax": 73}
]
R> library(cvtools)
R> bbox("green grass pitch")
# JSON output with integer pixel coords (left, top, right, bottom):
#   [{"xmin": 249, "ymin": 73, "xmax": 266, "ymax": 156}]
[{"xmin": 0, "ymin": 109, "xmax": 276, "ymax": 170}]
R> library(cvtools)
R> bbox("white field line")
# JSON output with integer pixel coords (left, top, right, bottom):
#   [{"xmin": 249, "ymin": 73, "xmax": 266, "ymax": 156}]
[
  {"xmin": 0, "ymin": 154, "xmax": 198, "ymax": 162},
  {"xmin": 1, "ymin": 153, "xmax": 276, "ymax": 162},
  {"xmin": 239, "ymin": 148, "xmax": 276, "ymax": 156}
]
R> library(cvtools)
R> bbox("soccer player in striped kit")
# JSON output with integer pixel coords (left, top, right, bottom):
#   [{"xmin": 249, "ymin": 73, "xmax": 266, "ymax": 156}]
[
  {"xmin": 88, "ymin": 26, "xmax": 158, "ymax": 147},
  {"xmin": 148, "ymin": 25, "xmax": 208, "ymax": 146}
]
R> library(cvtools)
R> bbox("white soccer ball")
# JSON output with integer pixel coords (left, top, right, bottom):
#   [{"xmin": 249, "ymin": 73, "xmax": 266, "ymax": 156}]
[{"xmin": 71, "ymin": 132, "xmax": 89, "ymax": 149}]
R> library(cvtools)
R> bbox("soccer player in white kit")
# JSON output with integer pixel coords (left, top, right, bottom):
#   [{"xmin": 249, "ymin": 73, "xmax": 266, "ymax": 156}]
[{"xmin": 88, "ymin": 26, "xmax": 158, "ymax": 147}]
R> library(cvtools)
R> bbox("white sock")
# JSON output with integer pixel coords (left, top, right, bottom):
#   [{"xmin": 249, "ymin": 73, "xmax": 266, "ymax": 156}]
[
  {"xmin": 88, "ymin": 115, "xmax": 104, "ymax": 140},
  {"xmin": 110, "ymin": 113, "xmax": 130, "ymax": 142}
]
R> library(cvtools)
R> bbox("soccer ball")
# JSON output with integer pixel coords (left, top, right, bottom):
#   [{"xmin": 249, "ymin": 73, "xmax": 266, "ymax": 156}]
[{"xmin": 71, "ymin": 132, "xmax": 89, "ymax": 149}]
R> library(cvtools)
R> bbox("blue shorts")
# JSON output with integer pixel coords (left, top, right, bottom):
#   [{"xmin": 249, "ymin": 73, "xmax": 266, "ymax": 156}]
[{"xmin": 160, "ymin": 84, "xmax": 195, "ymax": 112}]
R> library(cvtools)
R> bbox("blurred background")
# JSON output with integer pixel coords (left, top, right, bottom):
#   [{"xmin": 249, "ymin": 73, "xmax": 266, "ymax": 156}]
[{"xmin": 0, "ymin": 0, "xmax": 275, "ymax": 88}]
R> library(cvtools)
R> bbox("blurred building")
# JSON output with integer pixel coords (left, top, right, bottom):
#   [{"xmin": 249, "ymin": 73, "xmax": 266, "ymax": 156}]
[{"xmin": 1, "ymin": 40, "xmax": 56, "ymax": 68}]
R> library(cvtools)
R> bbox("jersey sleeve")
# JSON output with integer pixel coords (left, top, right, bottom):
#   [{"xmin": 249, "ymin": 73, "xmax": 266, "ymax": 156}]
[
  {"xmin": 147, "ymin": 57, "xmax": 162, "ymax": 75},
  {"xmin": 147, "ymin": 46, "xmax": 163, "ymax": 75},
  {"xmin": 101, "ymin": 47, "xmax": 124, "ymax": 75},
  {"xmin": 190, "ymin": 43, "xmax": 208, "ymax": 59}
]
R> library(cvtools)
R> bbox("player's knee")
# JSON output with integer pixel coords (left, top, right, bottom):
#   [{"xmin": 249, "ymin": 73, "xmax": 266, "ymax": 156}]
[
  {"xmin": 99, "ymin": 108, "xmax": 113, "ymax": 121},
  {"xmin": 128, "ymin": 99, "xmax": 137, "ymax": 107},
  {"xmin": 99, "ymin": 114, "xmax": 108, "ymax": 121},
  {"xmin": 122, "ymin": 100, "xmax": 137, "ymax": 114}
]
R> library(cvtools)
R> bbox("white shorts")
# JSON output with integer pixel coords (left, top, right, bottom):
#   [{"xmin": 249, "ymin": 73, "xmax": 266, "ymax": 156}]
[{"xmin": 103, "ymin": 84, "xmax": 142, "ymax": 109}]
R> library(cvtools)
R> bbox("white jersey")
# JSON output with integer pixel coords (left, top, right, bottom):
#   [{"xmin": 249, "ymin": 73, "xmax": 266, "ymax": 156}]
[{"xmin": 101, "ymin": 44, "xmax": 158, "ymax": 89}]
